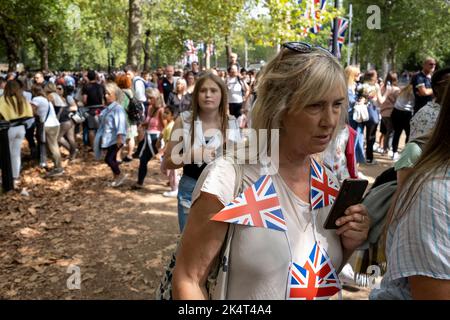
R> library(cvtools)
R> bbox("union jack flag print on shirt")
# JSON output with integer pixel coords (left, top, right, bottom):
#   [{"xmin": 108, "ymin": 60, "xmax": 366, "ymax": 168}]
[
  {"xmin": 211, "ymin": 175, "xmax": 287, "ymax": 232},
  {"xmin": 288, "ymin": 242, "xmax": 341, "ymax": 300},
  {"xmin": 310, "ymin": 158, "xmax": 339, "ymax": 210}
]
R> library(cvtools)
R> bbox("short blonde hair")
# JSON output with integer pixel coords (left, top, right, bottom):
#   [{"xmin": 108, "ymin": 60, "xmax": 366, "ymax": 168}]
[
  {"xmin": 145, "ymin": 87, "xmax": 165, "ymax": 108},
  {"xmin": 344, "ymin": 65, "xmax": 360, "ymax": 88},
  {"xmin": 251, "ymin": 47, "xmax": 347, "ymax": 144},
  {"xmin": 104, "ymin": 82, "xmax": 124, "ymax": 104}
]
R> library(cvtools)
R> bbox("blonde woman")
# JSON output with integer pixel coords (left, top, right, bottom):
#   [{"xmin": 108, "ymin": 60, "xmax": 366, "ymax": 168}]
[
  {"xmin": 132, "ymin": 88, "xmax": 165, "ymax": 189},
  {"xmin": 344, "ymin": 65, "xmax": 365, "ymax": 164},
  {"xmin": 370, "ymin": 82, "xmax": 450, "ymax": 300},
  {"xmin": 167, "ymin": 78, "xmax": 192, "ymax": 116},
  {"xmin": 95, "ymin": 82, "xmax": 127, "ymax": 187},
  {"xmin": 171, "ymin": 43, "xmax": 369, "ymax": 300}
]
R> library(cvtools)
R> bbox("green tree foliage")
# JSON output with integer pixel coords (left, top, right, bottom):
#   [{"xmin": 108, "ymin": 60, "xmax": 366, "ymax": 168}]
[
  {"xmin": 347, "ymin": 0, "xmax": 450, "ymax": 72},
  {"xmin": 1, "ymin": 0, "xmax": 448, "ymax": 72}
]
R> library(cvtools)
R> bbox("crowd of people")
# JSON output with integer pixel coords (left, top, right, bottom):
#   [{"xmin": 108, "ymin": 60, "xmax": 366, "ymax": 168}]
[
  {"xmin": 0, "ymin": 59, "xmax": 256, "ymax": 193},
  {"xmin": 0, "ymin": 47, "xmax": 448, "ymax": 300}
]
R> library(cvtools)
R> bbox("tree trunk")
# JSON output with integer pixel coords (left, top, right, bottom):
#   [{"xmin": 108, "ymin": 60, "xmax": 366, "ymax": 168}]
[
  {"xmin": 143, "ymin": 33, "xmax": 151, "ymax": 71},
  {"xmin": 205, "ymin": 43, "xmax": 210, "ymax": 70},
  {"xmin": 225, "ymin": 35, "xmax": 232, "ymax": 68},
  {"xmin": 127, "ymin": 0, "xmax": 143, "ymax": 68},
  {"xmin": 389, "ymin": 44, "xmax": 397, "ymax": 72},
  {"xmin": 32, "ymin": 34, "xmax": 49, "ymax": 72},
  {"xmin": 0, "ymin": 25, "xmax": 20, "ymax": 72}
]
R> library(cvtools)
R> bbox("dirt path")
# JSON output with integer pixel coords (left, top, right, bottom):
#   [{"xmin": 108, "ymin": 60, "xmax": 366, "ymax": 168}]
[{"xmin": 0, "ymin": 141, "xmax": 397, "ymax": 300}]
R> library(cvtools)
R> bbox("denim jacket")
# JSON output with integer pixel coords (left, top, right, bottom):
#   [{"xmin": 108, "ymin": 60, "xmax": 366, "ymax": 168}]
[{"xmin": 94, "ymin": 101, "xmax": 127, "ymax": 159}]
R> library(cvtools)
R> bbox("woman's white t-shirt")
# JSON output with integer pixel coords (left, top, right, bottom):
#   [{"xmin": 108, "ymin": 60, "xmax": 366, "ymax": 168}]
[
  {"xmin": 31, "ymin": 96, "xmax": 60, "ymax": 127},
  {"xmin": 191, "ymin": 157, "xmax": 343, "ymax": 300},
  {"xmin": 227, "ymin": 77, "xmax": 244, "ymax": 104}
]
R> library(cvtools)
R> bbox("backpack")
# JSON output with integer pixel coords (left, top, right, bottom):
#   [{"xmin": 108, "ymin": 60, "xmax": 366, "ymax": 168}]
[{"xmin": 123, "ymin": 91, "xmax": 145, "ymax": 125}]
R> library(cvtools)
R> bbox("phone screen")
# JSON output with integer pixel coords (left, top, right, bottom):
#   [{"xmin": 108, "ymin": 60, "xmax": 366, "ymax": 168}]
[{"xmin": 323, "ymin": 179, "xmax": 368, "ymax": 229}]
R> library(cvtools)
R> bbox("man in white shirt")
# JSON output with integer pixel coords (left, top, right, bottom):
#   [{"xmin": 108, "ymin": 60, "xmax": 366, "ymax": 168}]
[
  {"xmin": 125, "ymin": 65, "xmax": 147, "ymax": 160},
  {"xmin": 125, "ymin": 64, "xmax": 146, "ymax": 104},
  {"xmin": 227, "ymin": 64, "xmax": 249, "ymax": 118}
]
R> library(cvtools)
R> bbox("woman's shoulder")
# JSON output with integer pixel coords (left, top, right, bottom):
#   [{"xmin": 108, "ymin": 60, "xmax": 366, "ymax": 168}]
[{"xmin": 193, "ymin": 157, "xmax": 260, "ymax": 206}]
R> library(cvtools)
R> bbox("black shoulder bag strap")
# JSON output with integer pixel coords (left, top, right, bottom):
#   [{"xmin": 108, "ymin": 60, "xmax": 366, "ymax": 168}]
[{"xmin": 44, "ymin": 101, "xmax": 51, "ymax": 124}]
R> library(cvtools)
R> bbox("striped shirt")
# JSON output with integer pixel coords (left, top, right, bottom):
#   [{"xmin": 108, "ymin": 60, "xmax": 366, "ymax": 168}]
[{"xmin": 370, "ymin": 167, "xmax": 450, "ymax": 300}]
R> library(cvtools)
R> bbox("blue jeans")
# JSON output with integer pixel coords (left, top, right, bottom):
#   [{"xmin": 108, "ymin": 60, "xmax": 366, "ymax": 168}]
[
  {"xmin": 349, "ymin": 115, "xmax": 366, "ymax": 164},
  {"xmin": 177, "ymin": 175, "xmax": 198, "ymax": 233}
]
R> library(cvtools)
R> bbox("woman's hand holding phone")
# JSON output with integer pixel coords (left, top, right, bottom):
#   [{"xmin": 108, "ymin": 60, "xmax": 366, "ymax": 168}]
[{"xmin": 336, "ymin": 204, "xmax": 370, "ymax": 252}]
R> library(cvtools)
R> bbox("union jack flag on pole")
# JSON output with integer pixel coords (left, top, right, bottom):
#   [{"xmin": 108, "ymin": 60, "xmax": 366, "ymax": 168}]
[
  {"xmin": 211, "ymin": 175, "xmax": 287, "ymax": 232},
  {"xmin": 329, "ymin": 18, "xmax": 349, "ymax": 59},
  {"xmin": 310, "ymin": 158, "xmax": 339, "ymax": 210},
  {"xmin": 288, "ymin": 242, "xmax": 342, "ymax": 300},
  {"xmin": 310, "ymin": 0, "xmax": 327, "ymax": 34},
  {"xmin": 298, "ymin": 0, "xmax": 327, "ymax": 36}
]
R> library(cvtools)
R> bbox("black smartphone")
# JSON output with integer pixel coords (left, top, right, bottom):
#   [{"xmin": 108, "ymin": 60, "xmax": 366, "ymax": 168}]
[{"xmin": 323, "ymin": 178, "xmax": 368, "ymax": 230}]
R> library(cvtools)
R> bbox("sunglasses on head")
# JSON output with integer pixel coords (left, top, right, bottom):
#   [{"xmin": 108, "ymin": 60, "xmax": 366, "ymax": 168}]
[{"xmin": 282, "ymin": 41, "xmax": 332, "ymax": 55}]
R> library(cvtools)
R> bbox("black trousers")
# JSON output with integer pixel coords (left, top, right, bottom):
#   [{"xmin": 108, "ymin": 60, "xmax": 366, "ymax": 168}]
[
  {"xmin": 25, "ymin": 122, "xmax": 38, "ymax": 159},
  {"xmin": 391, "ymin": 108, "xmax": 412, "ymax": 153},
  {"xmin": 365, "ymin": 121, "xmax": 378, "ymax": 162},
  {"xmin": 0, "ymin": 122, "xmax": 13, "ymax": 192},
  {"xmin": 137, "ymin": 134, "xmax": 159, "ymax": 185},
  {"xmin": 104, "ymin": 144, "xmax": 122, "ymax": 175},
  {"xmin": 229, "ymin": 103, "xmax": 243, "ymax": 118}
]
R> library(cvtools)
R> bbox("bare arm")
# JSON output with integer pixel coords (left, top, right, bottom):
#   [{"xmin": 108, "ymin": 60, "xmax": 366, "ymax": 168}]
[
  {"xmin": 242, "ymin": 81, "xmax": 250, "ymax": 103},
  {"xmin": 377, "ymin": 85, "xmax": 390, "ymax": 105},
  {"xmin": 47, "ymin": 94, "xmax": 55, "ymax": 104},
  {"xmin": 82, "ymin": 94, "xmax": 88, "ymax": 106},
  {"xmin": 162, "ymin": 116, "xmax": 185, "ymax": 170},
  {"xmin": 417, "ymin": 86, "xmax": 433, "ymax": 97},
  {"xmin": 162, "ymin": 116, "xmax": 211, "ymax": 170},
  {"xmin": 409, "ymin": 276, "xmax": 450, "ymax": 300},
  {"xmin": 172, "ymin": 192, "xmax": 229, "ymax": 299},
  {"xmin": 158, "ymin": 108, "xmax": 167, "ymax": 128}
]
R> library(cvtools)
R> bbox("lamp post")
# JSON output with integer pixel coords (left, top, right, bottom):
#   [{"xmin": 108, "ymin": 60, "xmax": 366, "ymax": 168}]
[
  {"xmin": 104, "ymin": 31, "xmax": 112, "ymax": 74},
  {"xmin": 354, "ymin": 30, "xmax": 361, "ymax": 65},
  {"xmin": 331, "ymin": 0, "xmax": 343, "ymax": 58}
]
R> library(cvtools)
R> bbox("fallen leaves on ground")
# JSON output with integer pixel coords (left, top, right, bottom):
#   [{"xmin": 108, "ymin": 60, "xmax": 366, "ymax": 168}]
[{"xmin": 0, "ymin": 147, "xmax": 179, "ymax": 299}]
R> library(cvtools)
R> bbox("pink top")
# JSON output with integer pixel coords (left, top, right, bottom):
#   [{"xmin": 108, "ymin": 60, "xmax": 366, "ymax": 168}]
[{"xmin": 146, "ymin": 107, "xmax": 164, "ymax": 133}]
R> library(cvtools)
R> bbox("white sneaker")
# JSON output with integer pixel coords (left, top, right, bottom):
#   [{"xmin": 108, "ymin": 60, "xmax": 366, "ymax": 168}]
[
  {"xmin": 111, "ymin": 173, "xmax": 128, "ymax": 187},
  {"xmin": 163, "ymin": 190, "xmax": 178, "ymax": 198},
  {"xmin": 388, "ymin": 150, "xmax": 393, "ymax": 158},
  {"xmin": 357, "ymin": 172, "xmax": 369, "ymax": 180},
  {"xmin": 13, "ymin": 179, "xmax": 20, "ymax": 190},
  {"xmin": 372, "ymin": 142, "xmax": 379, "ymax": 151},
  {"xmin": 392, "ymin": 152, "xmax": 400, "ymax": 161}
]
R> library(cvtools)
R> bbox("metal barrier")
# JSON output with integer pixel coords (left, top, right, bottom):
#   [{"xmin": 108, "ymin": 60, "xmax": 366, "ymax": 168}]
[
  {"xmin": 0, "ymin": 120, "xmax": 13, "ymax": 192},
  {"xmin": 0, "ymin": 117, "xmax": 35, "ymax": 193}
]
